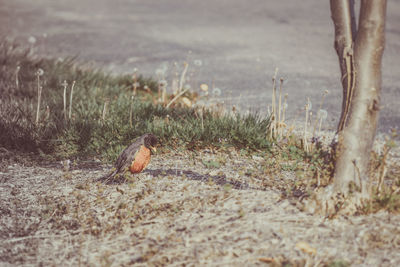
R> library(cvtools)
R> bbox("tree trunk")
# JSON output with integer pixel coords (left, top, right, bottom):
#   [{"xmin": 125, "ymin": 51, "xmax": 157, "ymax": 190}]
[
  {"xmin": 330, "ymin": 0, "xmax": 356, "ymax": 132},
  {"xmin": 331, "ymin": 0, "xmax": 387, "ymax": 195}
]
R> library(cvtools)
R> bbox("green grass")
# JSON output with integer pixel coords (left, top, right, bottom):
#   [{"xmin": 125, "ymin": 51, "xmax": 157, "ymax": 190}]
[{"xmin": 0, "ymin": 40, "xmax": 271, "ymax": 161}]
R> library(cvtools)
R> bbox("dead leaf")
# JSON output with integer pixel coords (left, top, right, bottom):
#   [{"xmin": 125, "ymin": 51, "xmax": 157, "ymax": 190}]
[
  {"xmin": 258, "ymin": 257, "xmax": 274, "ymax": 263},
  {"xmin": 295, "ymin": 241, "xmax": 316, "ymax": 255}
]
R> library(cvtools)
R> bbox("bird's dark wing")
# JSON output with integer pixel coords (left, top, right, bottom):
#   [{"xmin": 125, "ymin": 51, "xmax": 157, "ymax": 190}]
[
  {"xmin": 98, "ymin": 135, "xmax": 146, "ymax": 183},
  {"xmin": 114, "ymin": 141, "xmax": 141, "ymax": 174}
]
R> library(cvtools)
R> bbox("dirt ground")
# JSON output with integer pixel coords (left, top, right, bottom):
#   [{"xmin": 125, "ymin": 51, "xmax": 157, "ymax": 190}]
[
  {"xmin": 1, "ymin": 1, "xmax": 400, "ymax": 265},
  {"xmin": 1, "ymin": 149, "xmax": 400, "ymax": 266},
  {"xmin": 1, "ymin": 0, "xmax": 399, "ymax": 132}
]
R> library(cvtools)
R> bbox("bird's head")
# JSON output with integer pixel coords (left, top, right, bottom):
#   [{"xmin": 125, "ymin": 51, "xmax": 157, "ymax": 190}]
[{"xmin": 142, "ymin": 133, "xmax": 158, "ymax": 154}]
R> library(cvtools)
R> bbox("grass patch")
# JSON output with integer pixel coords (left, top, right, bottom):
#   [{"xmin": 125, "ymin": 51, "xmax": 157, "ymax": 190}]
[{"xmin": 0, "ymin": 40, "xmax": 271, "ymax": 162}]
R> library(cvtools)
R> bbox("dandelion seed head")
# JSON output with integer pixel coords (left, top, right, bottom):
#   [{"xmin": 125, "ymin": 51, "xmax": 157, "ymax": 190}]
[
  {"xmin": 318, "ymin": 109, "xmax": 328, "ymax": 120},
  {"xmin": 133, "ymin": 68, "xmax": 138, "ymax": 73},
  {"xmin": 36, "ymin": 68, "xmax": 44, "ymax": 76},
  {"xmin": 194, "ymin": 59, "xmax": 202, "ymax": 66},
  {"xmin": 155, "ymin": 68, "xmax": 165, "ymax": 77},
  {"xmin": 212, "ymin": 87, "xmax": 222, "ymax": 96},
  {"xmin": 28, "ymin": 36, "xmax": 36, "ymax": 44},
  {"xmin": 200, "ymin": 84, "xmax": 209, "ymax": 92},
  {"xmin": 158, "ymin": 80, "xmax": 168, "ymax": 88}
]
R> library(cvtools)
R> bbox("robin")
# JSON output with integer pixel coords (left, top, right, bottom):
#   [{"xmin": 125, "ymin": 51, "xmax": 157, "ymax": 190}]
[{"xmin": 100, "ymin": 133, "xmax": 158, "ymax": 183}]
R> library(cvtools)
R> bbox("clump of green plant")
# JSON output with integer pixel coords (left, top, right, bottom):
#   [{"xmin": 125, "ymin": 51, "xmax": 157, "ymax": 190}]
[
  {"xmin": 362, "ymin": 129, "xmax": 400, "ymax": 213},
  {"xmin": 262, "ymin": 133, "xmax": 334, "ymax": 198},
  {"xmin": 0, "ymin": 40, "xmax": 272, "ymax": 162}
]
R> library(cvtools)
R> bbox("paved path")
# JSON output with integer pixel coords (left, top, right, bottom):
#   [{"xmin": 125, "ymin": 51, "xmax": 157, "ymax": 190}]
[{"xmin": 1, "ymin": 0, "xmax": 399, "ymax": 132}]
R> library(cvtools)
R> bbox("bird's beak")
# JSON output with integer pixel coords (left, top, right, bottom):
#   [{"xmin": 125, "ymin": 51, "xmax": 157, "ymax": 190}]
[{"xmin": 150, "ymin": 146, "xmax": 157, "ymax": 155}]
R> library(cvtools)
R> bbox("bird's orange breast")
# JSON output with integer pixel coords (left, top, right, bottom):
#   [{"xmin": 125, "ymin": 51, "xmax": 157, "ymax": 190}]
[{"xmin": 130, "ymin": 145, "xmax": 151, "ymax": 173}]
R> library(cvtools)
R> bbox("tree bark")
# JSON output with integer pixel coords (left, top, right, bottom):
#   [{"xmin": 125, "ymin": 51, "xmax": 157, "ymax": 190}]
[
  {"xmin": 330, "ymin": 0, "xmax": 356, "ymax": 131},
  {"xmin": 331, "ymin": 0, "xmax": 387, "ymax": 195}
]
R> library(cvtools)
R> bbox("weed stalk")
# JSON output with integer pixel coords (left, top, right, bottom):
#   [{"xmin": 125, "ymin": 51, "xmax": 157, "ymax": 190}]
[
  {"xmin": 129, "ymin": 95, "xmax": 134, "ymax": 127},
  {"xmin": 303, "ymin": 101, "xmax": 310, "ymax": 153},
  {"xmin": 68, "ymin": 81, "xmax": 76, "ymax": 120},
  {"xmin": 312, "ymin": 90, "xmax": 329, "ymax": 137},
  {"xmin": 35, "ymin": 69, "xmax": 44, "ymax": 125},
  {"xmin": 132, "ymin": 68, "xmax": 138, "ymax": 96},
  {"xmin": 270, "ymin": 68, "xmax": 278, "ymax": 139},
  {"xmin": 278, "ymin": 77, "xmax": 285, "ymax": 137},
  {"xmin": 102, "ymin": 98, "xmax": 109, "ymax": 122},
  {"xmin": 377, "ymin": 142, "xmax": 391, "ymax": 194},
  {"xmin": 62, "ymin": 80, "xmax": 68, "ymax": 123},
  {"xmin": 166, "ymin": 88, "xmax": 190, "ymax": 108},
  {"xmin": 15, "ymin": 66, "xmax": 20, "ymax": 89},
  {"xmin": 179, "ymin": 62, "xmax": 189, "ymax": 93}
]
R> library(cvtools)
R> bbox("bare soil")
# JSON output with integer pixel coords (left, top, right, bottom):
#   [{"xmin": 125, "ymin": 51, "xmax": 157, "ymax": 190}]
[{"xmin": 1, "ymin": 149, "xmax": 400, "ymax": 266}]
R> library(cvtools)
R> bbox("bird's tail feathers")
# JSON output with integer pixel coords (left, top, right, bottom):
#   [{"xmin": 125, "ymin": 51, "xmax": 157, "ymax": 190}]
[{"xmin": 97, "ymin": 169, "xmax": 117, "ymax": 184}]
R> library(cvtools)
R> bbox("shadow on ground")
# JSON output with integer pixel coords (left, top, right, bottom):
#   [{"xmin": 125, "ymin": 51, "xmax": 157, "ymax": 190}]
[{"xmin": 96, "ymin": 167, "xmax": 257, "ymax": 190}]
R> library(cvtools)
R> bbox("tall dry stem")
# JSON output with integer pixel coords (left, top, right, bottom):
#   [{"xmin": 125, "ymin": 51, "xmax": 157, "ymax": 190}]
[
  {"xmin": 129, "ymin": 96, "xmax": 134, "ymax": 127},
  {"xmin": 303, "ymin": 102, "xmax": 310, "ymax": 153},
  {"xmin": 277, "ymin": 78, "xmax": 284, "ymax": 137},
  {"xmin": 15, "ymin": 66, "xmax": 20, "ymax": 89},
  {"xmin": 62, "ymin": 80, "xmax": 68, "ymax": 122},
  {"xmin": 377, "ymin": 143, "xmax": 390, "ymax": 194},
  {"xmin": 68, "ymin": 81, "xmax": 76, "ymax": 120},
  {"xmin": 35, "ymin": 86, "xmax": 42, "ymax": 125},
  {"xmin": 269, "ymin": 68, "xmax": 279, "ymax": 139},
  {"xmin": 166, "ymin": 88, "xmax": 190, "ymax": 108},
  {"xmin": 312, "ymin": 90, "xmax": 329, "ymax": 136},
  {"xmin": 132, "ymin": 68, "xmax": 138, "ymax": 96},
  {"xmin": 179, "ymin": 62, "xmax": 189, "ymax": 93},
  {"xmin": 282, "ymin": 94, "xmax": 288, "ymax": 125},
  {"xmin": 35, "ymin": 69, "xmax": 44, "ymax": 125},
  {"xmin": 102, "ymin": 99, "xmax": 109, "ymax": 122}
]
